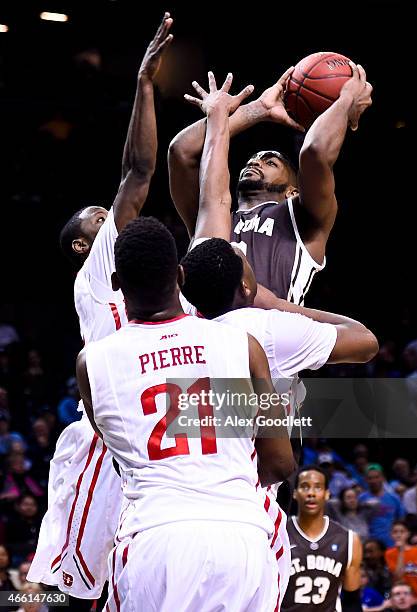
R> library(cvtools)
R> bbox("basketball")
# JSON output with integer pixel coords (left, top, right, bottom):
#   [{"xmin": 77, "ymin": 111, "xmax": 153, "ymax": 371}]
[{"xmin": 285, "ymin": 52, "xmax": 353, "ymax": 128}]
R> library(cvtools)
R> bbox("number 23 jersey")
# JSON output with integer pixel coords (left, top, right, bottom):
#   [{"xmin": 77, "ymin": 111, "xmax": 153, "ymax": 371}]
[{"xmin": 282, "ymin": 516, "xmax": 353, "ymax": 612}]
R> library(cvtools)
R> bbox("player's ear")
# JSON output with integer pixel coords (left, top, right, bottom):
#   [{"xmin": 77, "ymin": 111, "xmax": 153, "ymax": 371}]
[
  {"xmin": 325, "ymin": 489, "xmax": 330, "ymax": 501},
  {"xmin": 285, "ymin": 186, "xmax": 299, "ymax": 199},
  {"xmin": 111, "ymin": 272, "xmax": 121, "ymax": 292},
  {"xmin": 177, "ymin": 265, "xmax": 185, "ymax": 289},
  {"xmin": 72, "ymin": 237, "xmax": 90, "ymax": 255},
  {"xmin": 240, "ymin": 278, "xmax": 252, "ymax": 299}
]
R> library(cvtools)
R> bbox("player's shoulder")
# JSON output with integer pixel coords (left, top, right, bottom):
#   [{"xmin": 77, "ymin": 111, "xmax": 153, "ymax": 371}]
[{"xmin": 327, "ymin": 517, "xmax": 350, "ymax": 536}]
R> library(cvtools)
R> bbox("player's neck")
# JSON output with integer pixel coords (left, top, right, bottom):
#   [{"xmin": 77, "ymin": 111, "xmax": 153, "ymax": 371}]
[
  {"xmin": 297, "ymin": 513, "xmax": 327, "ymax": 539},
  {"xmin": 127, "ymin": 295, "xmax": 184, "ymax": 323},
  {"xmin": 237, "ymin": 191, "xmax": 285, "ymax": 210}
]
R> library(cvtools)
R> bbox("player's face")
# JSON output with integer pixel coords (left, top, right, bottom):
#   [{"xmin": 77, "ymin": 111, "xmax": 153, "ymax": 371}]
[
  {"xmin": 295, "ymin": 470, "xmax": 329, "ymax": 516},
  {"xmin": 239, "ymin": 153, "xmax": 289, "ymax": 188},
  {"xmin": 391, "ymin": 585, "xmax": 413, "ymax": 610},
  {"xmin": 79, "ymin": 206, "xmax": 108, "ymax": 242}
]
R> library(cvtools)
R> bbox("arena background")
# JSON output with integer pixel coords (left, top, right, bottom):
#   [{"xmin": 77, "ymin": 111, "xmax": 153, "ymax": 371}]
[{"xmin": 0, "ymin": 0, "xmax": 415, "ymax": 579}]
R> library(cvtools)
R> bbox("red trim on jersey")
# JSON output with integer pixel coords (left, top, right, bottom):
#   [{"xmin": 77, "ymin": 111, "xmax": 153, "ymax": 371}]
[
  {"xmin": 251, "ymin": 448, "xmax": 257, "ymax": 461},
  {"xmin": 275, "ymin": 545, "xmax": 284, "ymax": 561},
  {"xmin": 109, "ymin": 303, "xmax": 122, "ymax": 330},
  {"xmin": 112, "ymin": 547, "xmax": 121, "ymax": 612},
  {"xmin": 274, "ymin": 571, "xmax": 281, "ymax": 612},
  {"xmin": 270, "ymin": 509, "xmax": 282, "ymax": 549},
  {"xmin": 264, "ymin": 495, "xmax": 271, "ymax": 512},
  {"xmin": 255, "ymin": 477, "xmax": 260, "ymax": 490},
  {"xmin": 74, "ymin": 442, "xmax": 108, "ymax": 586},
  {"xmin": 129, "ymin": 314, "xmax": 190, "ymax": 325},
  {"xmin": 196, "ymin": 311, "xmax": 205, "ymax": 318},
  {"xmin": 122, "ymin": 544, "xmax": 129, "ymax": 568},
  {"xmin": 51, "ymin": 434, "xmax": 99, "ymax": 570}
]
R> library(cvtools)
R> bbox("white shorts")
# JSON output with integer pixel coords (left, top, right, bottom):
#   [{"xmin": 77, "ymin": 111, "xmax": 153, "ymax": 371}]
[
  {"xmin": 263, "ymin": 485, "xmax": 290, "ymax": 610},
  {"xmin": 28, "ymin": 413, "xmax": 124, "ymax": 599},
  {"xmin": 106, "ymin": 521, "xmax": 279, "ymax": 612}
]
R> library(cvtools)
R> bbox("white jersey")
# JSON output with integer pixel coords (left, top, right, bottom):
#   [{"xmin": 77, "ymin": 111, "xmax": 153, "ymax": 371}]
[
  {"xmin": 215, "ymin": 307, "xmax": 336, "ymax": 435},
  {"xmin": 29, "ymin": 207, "xmax": 126, "ymax": 598},
  {"xmin": 86, "ymin": 314, "xmax": 274, "ymax": 538},
  {"xmin": 74, "ymin": 208, "xmax": 127, "ymax": 343},
  {"xmin": 215, "ymin": 307, "xmax": 337, "ymax": 379}
]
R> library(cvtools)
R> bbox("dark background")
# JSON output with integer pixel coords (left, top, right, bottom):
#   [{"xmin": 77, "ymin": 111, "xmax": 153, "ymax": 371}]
[{"xmin": 0, "ymin": 0, "xmax": 415, "ymax": 435}]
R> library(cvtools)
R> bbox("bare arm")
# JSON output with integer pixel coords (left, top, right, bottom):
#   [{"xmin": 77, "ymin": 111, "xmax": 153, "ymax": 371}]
[
  {"xmin": 295, "ymin": 62, "xmax": 373, "ymax": 263},
  {"xmin": 343, "ymin": 533, "xmax": 362, "ymax": 591},
  {"xmin": 247, "ymin": 334, "xmax": 295, "ymax": 486},
  {"xmin": 113, "ymin": 13, "xmax": 173, "ymax": 232},
  {"xmin": 76, "ymin": 348, "xmax": 103, "ymax": 439},
  {"xmin": 184, "ymin": 73, "xmax": 254, "ymax": 241},
  {"xmin": 169, "ymin": 67, "xmax": 303, "ymax": 237},
  {"xmin": 254, "ymin": 285, "xmax": 378, "ymax": 364}
]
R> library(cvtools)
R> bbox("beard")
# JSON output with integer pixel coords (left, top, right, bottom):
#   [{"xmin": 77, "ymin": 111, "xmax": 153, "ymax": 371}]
[{"xmin": 237, "ymin": 178, "xmax": 288, "ymax": 194}]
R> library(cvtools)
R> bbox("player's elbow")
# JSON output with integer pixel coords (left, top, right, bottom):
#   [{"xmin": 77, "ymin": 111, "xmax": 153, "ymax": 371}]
[
  {"xmin": 169, "ymin": 135, "xmax": 198, "ymax": 167},
  {"xmin": 359, "ymin": 331, "xmax": 379, "ymax": 363},
  {"xmin": 259, "ymin": 454, "xmax": 296, "ymax": 487}
]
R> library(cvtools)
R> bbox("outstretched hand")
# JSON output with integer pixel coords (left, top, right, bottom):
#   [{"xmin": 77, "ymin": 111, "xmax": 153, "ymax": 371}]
[
  {"xmin": 139, "ymin": 12, "xmax": 173, "ymax": 81},
  {"xmin": 340, "ymin": 62, "xmax": 373, "ymax": 131},
  {"xmin": 185, "ymin": 71, "xmax": 254, "ymax": 116},
  {"xmin": 257, "ymin": 67, "xmax": 305, "ymax": 132}
]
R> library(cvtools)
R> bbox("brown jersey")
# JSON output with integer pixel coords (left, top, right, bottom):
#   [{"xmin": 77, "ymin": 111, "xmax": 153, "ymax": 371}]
[
  {"xmin": 282, "ymin": 516, "xmax": 353, "ymax": 612},
  {"xmin": 230, "ymin": 198, "xmax": 324, "ymax": 305}
]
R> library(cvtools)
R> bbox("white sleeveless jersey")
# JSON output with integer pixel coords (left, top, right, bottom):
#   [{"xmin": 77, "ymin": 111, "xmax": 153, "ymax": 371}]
[
  {"xmin": 74, "ymin": 208, "xmax": 127, "ymax": 343},
  {"xmin": 85, "ymin": 314, "xmax": 274, "ymax": 537},
  {"xmin": 215, "ymin": 307, "xmax": 336, "ymax": 435}
]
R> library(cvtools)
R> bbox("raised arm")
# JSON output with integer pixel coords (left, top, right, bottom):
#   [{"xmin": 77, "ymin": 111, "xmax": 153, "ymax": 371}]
[
  {"xmin": 113, "ymin": 13, "xmax": 173, "ymax": 232},
  {"xmin": 294, "ymin": 62, "xmax": 373, "ymax": 263},
  {"xmin": 169, "ymin": 67, "xmax": 303, "ymax": 237},
  {"xmin": 184, "ymin": 72, "xmax": 254, "ymax": 241},
  {"xmin": 254, "ymin": 284, "xmax": 378, "ymax": 364},
  {"xmin": 247, "ymin": 334, "xmax": 295, "ymax": 486}
]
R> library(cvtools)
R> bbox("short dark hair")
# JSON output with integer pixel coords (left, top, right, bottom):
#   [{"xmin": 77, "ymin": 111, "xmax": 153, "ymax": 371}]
[
  {"xmin": 114, "ymin": 216, "xmax": 178, "ymax": 306},
  {"xmin": 295, "ymin": 464, "xmax": 329, "ymax": 489},
  {"xmin": 59, "ymin": 207, "xmax": 88, "ymax": 267},
  {"xmin": 364, "ymin": 538, "xmax": 386, "ymax": 552},
  {"xmin": 253, "ymin": 150, "xmax": 298, "ymax": 186},
  {"xmin": 391, "ymin": 519, "xmax": 410, "ymax": 531},
  {"xmin": 181, "ymin": 238, "xmax": 243, "ymax": 319}
]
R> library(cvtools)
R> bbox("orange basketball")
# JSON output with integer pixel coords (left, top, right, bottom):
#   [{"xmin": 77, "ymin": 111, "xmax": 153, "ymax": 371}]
[{"xmin": 285, "ymin": 52, "xmax": 353, "ymax": 128}]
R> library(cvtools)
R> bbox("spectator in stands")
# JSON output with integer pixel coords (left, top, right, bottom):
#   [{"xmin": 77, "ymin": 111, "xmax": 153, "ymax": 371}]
[
  {"xmin": 0, "ymin": 544, "xmax": 18, "ymax": 591},
  {"xmin": 386, "ymin": 582, "xmax": 417, "ymax": 611},
  {"xmin": 390, "ymin": 459, "xmax": 417, "ymax": 498},
  {"xmin": 6, "ymin": 495, "xmax": 41, "ymax": 566},
  {"xmin": 1, "ymin": 453, "xmax": 43, "ymax": 504},
  {"xmin": 17, "ymin": 561, "xmax": 32, "ymax": 588},
  {"xmin": 16, "ymin": 581, "xmax": 48, "ymax": 612},
  {"xmin": 318, "ymin": 451, "xmax": 357, "ymax": 497},
  {"xmin": 27, "ymin": 418, "xmax": 55, "ymax": 489},
  {"xmin": 21, "ymin": 349, "xmax": 49, "ymax": 414},
  {"xmin": 403, "ymin": 483, "xmax": 417, "ymax": 516},
  {"xmin": 385, "ymin": 520, "xmax": 417, "ymax": 596},
  {"xmin": 335, "ymin": 486, "xmax": 369, "ymax": 542},
  {"xmin": 56, "ymin": 376, "xmax": 80, "ymax": 426},
  {"xmin": 359, "ymin": 464, "xmax": 405, "ymax": 546},
  {"xmin": 0, "ymin": 405, "xmax": 25, "ymax": 456},
  {"xmin": 347, "ymin": 443, "xmax": 370, "ymax": 490},
  {"xmin": 361, "ymin": 565, "xmax": 385, "ymax": 609},
  {"xmin": 363, "ymin": 538, "xmax": 392, "ymax": 597}
]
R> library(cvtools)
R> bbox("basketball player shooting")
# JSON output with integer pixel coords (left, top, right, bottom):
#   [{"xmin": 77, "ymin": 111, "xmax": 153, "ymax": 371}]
[{"xmin": 170, "ymin": 62, "xmax": 372, "ymax": 306}]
